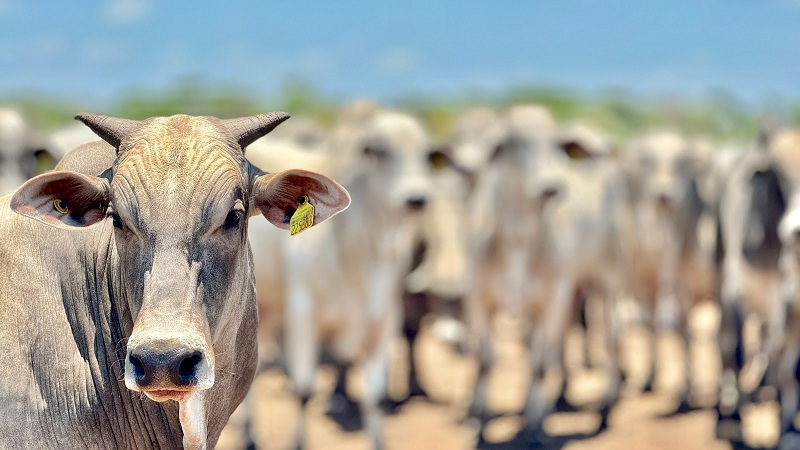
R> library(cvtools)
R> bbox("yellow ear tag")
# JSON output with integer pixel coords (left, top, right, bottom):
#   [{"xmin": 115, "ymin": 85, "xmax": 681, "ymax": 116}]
[
  {"xmin": 53, "ymin": 199, "xmax": 69, "ymax": 215},
  {"xmin": 289, "ymin": 195, "xmax": 315, "ymax": 235}
]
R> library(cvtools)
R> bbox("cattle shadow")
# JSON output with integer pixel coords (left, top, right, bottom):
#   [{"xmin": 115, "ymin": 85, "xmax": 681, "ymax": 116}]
[{"xmin": 476, "ymin": 429, "xmax": 598, "ymax": 450}]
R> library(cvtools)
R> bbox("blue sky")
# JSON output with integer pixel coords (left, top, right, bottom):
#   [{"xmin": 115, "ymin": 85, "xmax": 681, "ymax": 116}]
[{"xmin": 1, "ymin": 0, "xmax": 799, "ymax": 105}]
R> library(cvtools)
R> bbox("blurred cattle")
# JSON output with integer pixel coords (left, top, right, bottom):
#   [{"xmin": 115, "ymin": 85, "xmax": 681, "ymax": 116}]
[
  {"xmin": 713, "ymin": 128, "xmax": 789, "ymax": 446},
  {"xmin": 457, "ymin": 106, "xmax": 632, "ymax": 444},
  {"xmin": 401, "ymin": 149, "xmax": 474, "ymax": 400},
  {"xmin": 0, "ymin": 108, "xmax": 53, "ymax": 194},
  {"xmin": 768, "ymin": 129, "xmax": 800, "ymax": 449},
  {"xmin": 245, "ymin": 102, "xmax": 439, "ymax": 449},
  {"xmin": 623, "ymin": 131, "xmax": 717, "ymax": 407},
  {"xmin": 46, "ymin": 121, "xmax": 104, "ymax": 161}
]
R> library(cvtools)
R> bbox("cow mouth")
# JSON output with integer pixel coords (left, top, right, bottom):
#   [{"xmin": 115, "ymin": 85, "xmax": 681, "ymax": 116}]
[{"xmin": 141, "ymin": 388, "xmax": 194, "ymax": 402}]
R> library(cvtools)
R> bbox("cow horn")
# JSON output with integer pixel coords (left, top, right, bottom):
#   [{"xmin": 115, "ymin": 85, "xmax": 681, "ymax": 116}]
[
  {"xmin": 222, "ymin": 112, "xmax": 290, "ymax": 150},
  {"xmin": 75, "ymin": 113, "xmax": 142, "ymax": 150}
]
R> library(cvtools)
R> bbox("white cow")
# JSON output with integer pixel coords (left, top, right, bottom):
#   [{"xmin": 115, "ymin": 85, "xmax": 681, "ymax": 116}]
[
  {"xmin": 0, "ymin": 108, "xmax": 50, "ymax": 194},
  {"xmin": 246, "ymin": 102, "xmax": 437, "ymax": 449},
  {"xmin": 448, "ymin": 106, "xmax": 631, "ymax": 444},
  {"xmin": 623, "ymin": 131, "xmax": 717, "ymax": 409}
]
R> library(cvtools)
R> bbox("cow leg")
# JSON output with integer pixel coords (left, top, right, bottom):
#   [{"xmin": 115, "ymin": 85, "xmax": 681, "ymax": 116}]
[
  {"xmin": 521, "ymin": 275, "xmax": 573, "ymax": 443},
  {"xmin": 285, "ymin": 261, "xmax": 319, "ymax": 450},
  {"xmin": 598, "ymin": 292, "xmax": 622, "ymax": 432},
  {"xmin": 402, "ymin": 292, "xmax": 429, "ymax": 399},
  {"xmin": 464, "ymin": 286, "xmax": 496, "ymax": 441},
  {"xmin": 326, "ymin": 362, "xmax": 362, "ymax": 429},
  {"xmin": 468, "ymin": 331, "xmax": 496, "ymax": 429},
  {"xmin": 555, "ymin": 290, "xmax": 589, "ymax": 413},
  {"xmin": 778, "ymin": 339, "xmax": 800, "ymax": 450},
  {"xmin": 362, "ymin": 262, "xmax": 403, "ymax": 450},
  {"xmin": 715, "ymin": 297, "xmax": 746, "ymax": 444},
  {"xmin": 239, "ymin": 393, "xmax": 257, "ymax": 450},
  {"xmin": 362, "ymin": 315, "xmax": 397, "ymax": 450},
  {"xmin": 675, "ymin": 317, "xmax": 695, "ymax": 413}
]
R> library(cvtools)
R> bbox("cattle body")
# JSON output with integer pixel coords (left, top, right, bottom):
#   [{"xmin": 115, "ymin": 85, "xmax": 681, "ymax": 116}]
[
  {"xmin": 245, "ymin": 104, "xmax": 435, "ymax": 449},
  {"xmin": 624, "ymin": 131, "xmax": 716, "ymax": 406},
  {"xmin": 0, "ymin": 113, "xmax": 350, "ymax": 450}
]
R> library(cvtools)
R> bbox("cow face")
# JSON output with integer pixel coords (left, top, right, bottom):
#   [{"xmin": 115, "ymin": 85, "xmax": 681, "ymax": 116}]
[
  {"xmin": 10, "ymin": 113, "xmax": 350, "ymax": 403},
  {"xmin": 359, "ymin": 112, "xmax": 435, "ymax": 212},
  {"xmin": 628, "ymin": 132, "xmax": 709, "ymax": 214}
]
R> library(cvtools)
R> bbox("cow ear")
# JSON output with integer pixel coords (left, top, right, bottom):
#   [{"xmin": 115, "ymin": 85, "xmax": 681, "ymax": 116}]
[
  {"xmin": 251, "ymin": 169, "xmax": 350, "ymax": 230},
  {"xmin": 10, "ymin": 171, "xmax": 110, "ymax": 228}
]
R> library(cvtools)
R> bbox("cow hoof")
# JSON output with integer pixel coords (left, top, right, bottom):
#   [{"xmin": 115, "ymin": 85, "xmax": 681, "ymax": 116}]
[
  {"xmin": 554, "ymin": 392, "xmax": 579, "ymax": 413},
  {"xmin": 408, "ymin": 381, "xmax": 430, "ymax": 399},
  {"xmin": 597, "ymin": 405, "xmax": 613, "ymax": 433},
  {"xmin": 518, "ymin": 425, "xmax": 552, "ymax": 446},
  {"xmin": 326, "ymin": 393, "xmax": 363, "ymax": 432},
  {"xmin": 673, "ymin": 398, "xmax": 694, "ymax": 415},
  {"xmin": 379, "ymin": 397, "xmax": 405, "ymax": 415}
]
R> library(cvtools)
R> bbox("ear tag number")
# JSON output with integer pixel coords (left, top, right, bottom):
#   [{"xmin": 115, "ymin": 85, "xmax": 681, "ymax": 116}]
[
  {"xmin": 53, "ymin": 199, "xmax": 69, "ymax": 215},
  {"xmin": 290, "ymin": 195, "xmax": 315, "ymax": 235}
]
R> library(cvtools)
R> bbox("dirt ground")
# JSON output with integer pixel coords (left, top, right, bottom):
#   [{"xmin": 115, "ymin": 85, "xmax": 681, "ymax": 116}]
[{"xmin": 217, "ymin": 301, "xmax": 779, "ymax": 449}]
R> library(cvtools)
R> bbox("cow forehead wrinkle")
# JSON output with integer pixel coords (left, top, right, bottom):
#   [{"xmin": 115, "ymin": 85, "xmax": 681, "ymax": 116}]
[{"xmin": 113, "ymin": 148, "xmax": 245, "ymax": 228}]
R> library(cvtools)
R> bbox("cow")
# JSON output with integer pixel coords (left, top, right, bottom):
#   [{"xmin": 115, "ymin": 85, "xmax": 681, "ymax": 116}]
[
  {"xmin": 517, "ymin": 121, "xmax": 631, "ymax": 442},
  {"xmin": 0, "ymin": 107, "xmax": 53, "ymax": 194},
  {"xmin": 458, "ymin": 105, "xmax": 560, "ymax": 439},
  {"xmin": 458, "ymin": 106, "xmax": 631, "ymax": 444},
  {"xmin": 712, "ymin": 129, "xmax": 787, "ymax": 447},
  {"xmin": 0, "ymin": 112, "xmax": 350, "ymax": 450},
  {"xmin": 46, "ymin": 121, "xmax": 107, "ymax": 162},
  {"xmin": 767, "ymin": 129, "xmax": 800, "ymax": 449},
  {"xmin": 244, "ymin": 103, "xmax": 435, "ymax": 449},
  {"xmin": 714, "ymin": 128, "xmax": 800, "ymax": 448},
  {"xmin": 623, "ymin": 131, "xmax": 716, "ymax": 409}
]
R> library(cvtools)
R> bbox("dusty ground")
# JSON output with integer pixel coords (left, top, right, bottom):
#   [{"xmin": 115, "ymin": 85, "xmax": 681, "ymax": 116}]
[{"xmin": 217, "ymin": 301, "xmax": 779, "ymax": 449}]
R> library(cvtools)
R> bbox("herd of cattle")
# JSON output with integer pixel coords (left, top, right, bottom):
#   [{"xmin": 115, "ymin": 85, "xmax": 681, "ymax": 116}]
[{"xmin": 0, "ymin": 102, "xmax": 798, "ymax": 449}]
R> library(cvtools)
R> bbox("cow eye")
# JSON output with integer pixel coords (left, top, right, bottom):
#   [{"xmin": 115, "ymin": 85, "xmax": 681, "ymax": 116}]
[
  {"xmin": 223, "ymin": 208, "xmax": 245, "ymax": 231},
  {"xmin": 364, "ymin": 145, "xmax": 389, "ymax": 160},
  {"xmin": 107, "ymin": 209, "xmax": 126, "ymax": 231}
]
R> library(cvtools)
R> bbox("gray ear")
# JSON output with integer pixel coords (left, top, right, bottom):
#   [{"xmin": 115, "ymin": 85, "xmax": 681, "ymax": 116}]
[
  {"xmin": 75, "ymin": 113, "xmax": 142, "ymax": 149},
  {"xmin": 222, "ymin": 112, "xmax": 290, "ymax": 149}
]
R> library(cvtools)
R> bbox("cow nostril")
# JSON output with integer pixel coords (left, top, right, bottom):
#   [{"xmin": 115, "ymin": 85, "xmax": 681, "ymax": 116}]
[
  {"xmin": 178, "ymin": 352, "xmax": 203, "ymax": 381},
  {"xmin": 129, "ymin": 354, "xmax": 146, "ymax": 382},
  {"xmin": 656, "ymin": 193, "xmax": 673, "ymax": 207},
  {"xmin": 541, "ymin": 186, "xmax": 559, "ymax": 199},
  {"xmin": 406, "ymin": 197, "xmax": 427, "ymax": 210},
  {"xmin": 128, "ymin": 345, "xmax": 205, "ymax": 388}
]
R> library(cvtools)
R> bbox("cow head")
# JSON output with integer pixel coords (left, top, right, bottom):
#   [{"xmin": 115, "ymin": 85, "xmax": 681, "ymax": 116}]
[
  {"xmin": 10, "ymin": 113, "xmax": 350, "ymax": 404},
  {"xmin": 626, "ymin": 131, "xmax": 710, "ymax": 214},
  {"xmin": 357, "ymin": 110, "xmax": 437, "ymax": 212}
]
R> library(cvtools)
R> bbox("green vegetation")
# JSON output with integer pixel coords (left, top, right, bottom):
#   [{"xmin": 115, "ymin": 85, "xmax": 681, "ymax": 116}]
[{"xmin": 2, "ymin": 77, "xmax": 795, "ymax": 146}]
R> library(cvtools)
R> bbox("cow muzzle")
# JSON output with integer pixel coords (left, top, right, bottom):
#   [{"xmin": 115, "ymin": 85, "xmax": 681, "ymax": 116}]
[{"xmin": 125, "ymin": 338, "xmax": 214, "ymax": 401}]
